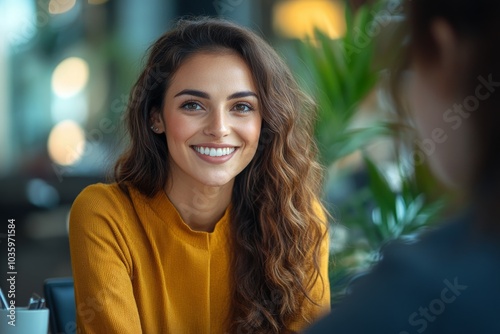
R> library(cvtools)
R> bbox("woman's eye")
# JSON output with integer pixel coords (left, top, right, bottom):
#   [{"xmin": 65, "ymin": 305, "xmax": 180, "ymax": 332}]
[
  {"xmin": 181, "ymin": 102, "xmax": 203, "ymax": 110},
  {"xmin": 233, "ymin": 103, "xmax": 253, "ymax": 113}
]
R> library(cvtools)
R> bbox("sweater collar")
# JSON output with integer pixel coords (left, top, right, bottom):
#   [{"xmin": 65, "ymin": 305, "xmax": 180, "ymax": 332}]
[{"xmin": 129, "ymin": 185, "xmax": 231, "ymax": 250}]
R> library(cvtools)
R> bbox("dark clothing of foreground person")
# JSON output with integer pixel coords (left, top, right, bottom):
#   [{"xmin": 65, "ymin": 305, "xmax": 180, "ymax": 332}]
[{"xmin": 305, "ymin": 208, "xmax": 500, "ymax": 334}]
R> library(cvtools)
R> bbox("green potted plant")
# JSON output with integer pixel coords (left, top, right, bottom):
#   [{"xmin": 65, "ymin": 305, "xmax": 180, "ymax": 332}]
[{"xmin": 290, "ymin": 0, "xmax": 446, "ymax": 304}]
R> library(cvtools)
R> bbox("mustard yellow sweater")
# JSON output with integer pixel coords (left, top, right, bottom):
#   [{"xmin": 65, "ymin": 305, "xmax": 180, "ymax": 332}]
[{"xmin": 69, "ymin": 183, "xmax": 330, "ymax": 333}]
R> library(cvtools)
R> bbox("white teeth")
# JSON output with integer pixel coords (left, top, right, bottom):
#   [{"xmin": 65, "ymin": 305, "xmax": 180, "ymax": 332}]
[{"xmin": 194, "ymin": 146, "xmax": 235, "ymax": 157}]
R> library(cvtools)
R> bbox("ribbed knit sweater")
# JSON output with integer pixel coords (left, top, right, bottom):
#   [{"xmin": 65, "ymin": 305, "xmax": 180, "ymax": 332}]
[{"xmin": 69, "ymin": 183, "xmax": 330, "ymax": 333}]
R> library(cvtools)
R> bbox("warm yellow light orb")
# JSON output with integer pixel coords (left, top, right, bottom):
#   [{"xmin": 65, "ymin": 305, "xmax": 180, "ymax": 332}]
[
  {"xmin": 51, "ymin": 57, "xmax": 89, "ymax": 98},
  {"xmin": 47, "ymin": 120, "xmax": 86, "ymax": 166},
  {"xmin": 273, "ymin": 0, "xmax": 346, "ymax": 39},
  {"xmin": 48, "ymin": 0, "xmax": 77, "ymax": 15}
]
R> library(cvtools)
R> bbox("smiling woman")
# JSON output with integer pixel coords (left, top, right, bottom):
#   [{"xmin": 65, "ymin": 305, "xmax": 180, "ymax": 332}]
[
  {"xmin": 68, "ymin": 17, "xmax": 330, "ymax": 334},
  {"xmin": 153, "ymin": 52, "xmax": 263, "ymax": 228}
]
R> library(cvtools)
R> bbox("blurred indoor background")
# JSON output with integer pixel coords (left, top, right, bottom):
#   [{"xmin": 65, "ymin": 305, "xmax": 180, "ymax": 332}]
[{"xmin": 2, "ymin": 0, "xmax": 453, "ymax": 318}]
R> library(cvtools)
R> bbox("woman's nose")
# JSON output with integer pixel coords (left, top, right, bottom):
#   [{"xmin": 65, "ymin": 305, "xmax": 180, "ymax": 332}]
[{"xmin": 204, "ymin": 108, "xmax": 230, "ymax": 138}]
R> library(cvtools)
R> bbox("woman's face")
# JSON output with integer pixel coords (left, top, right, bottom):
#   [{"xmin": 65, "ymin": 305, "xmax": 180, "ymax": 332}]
[{"xmin": 153, "ymin": 51, "xmax": 262, "ymax": 189}]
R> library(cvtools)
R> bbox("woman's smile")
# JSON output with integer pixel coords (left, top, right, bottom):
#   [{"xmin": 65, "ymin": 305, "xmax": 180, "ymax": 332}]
[
  {"xmin": 192, "ymin": 145, "xmax": 238, "ymax": 164},
  {"xmin": 192, "ymin": 145, "xmax": 237, "ymax": 157}
]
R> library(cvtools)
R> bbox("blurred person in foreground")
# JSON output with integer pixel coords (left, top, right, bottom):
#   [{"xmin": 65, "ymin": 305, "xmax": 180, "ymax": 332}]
[
  {"xmin": 69, "ymin": 17, "xmax": 330, "ymax": 334},
  {"xmin": 305, "ymin": 0, "xmax": 500, "ymax": 333}
]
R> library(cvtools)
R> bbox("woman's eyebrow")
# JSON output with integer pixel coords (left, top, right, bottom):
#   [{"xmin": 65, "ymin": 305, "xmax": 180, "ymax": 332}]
[
  {"xmin": 174, "ymin": 89, "xmax": 258, "ymax": 100},
  {"xmin": 174, "ymin": 89, "xmax": 210, "ymax": 99},
  {"xmin": 227, "ymin": 91, "xmax": 258, "ymax": 100}
]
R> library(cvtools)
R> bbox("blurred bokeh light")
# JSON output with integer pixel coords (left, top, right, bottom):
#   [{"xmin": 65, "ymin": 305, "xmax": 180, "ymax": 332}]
[
  {"xmin": 51, "ymin": 57, "xmax": 89, "ymax": 99},
  {"xmin": 273, "ymin": 0, "xmax": 346, "ymax": 39},
  {"xmin": 48, "ymin": 0, "xmax": 77, "ymax": 15},
  {"xmin": 47, "ymin": 120, "xmax": 86, "ymax": 166}
]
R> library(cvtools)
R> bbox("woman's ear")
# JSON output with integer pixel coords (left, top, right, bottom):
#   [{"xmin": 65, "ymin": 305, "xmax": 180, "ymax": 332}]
[
  {"xmin": 429, "ymin": 19, "xmax": 463, "ymax": 90},
  {"xmin": 150, "ymin": 108, "xmax": 165, "ymax": 134}
]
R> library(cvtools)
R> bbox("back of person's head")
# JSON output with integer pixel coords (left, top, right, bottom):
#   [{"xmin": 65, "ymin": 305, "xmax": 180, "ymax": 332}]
[{"xmin": 405, "ymin": 0, "xmax": 500, "ymax": 203}]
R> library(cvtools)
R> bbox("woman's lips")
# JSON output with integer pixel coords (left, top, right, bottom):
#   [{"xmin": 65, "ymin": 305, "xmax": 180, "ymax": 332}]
[
  {"xmin": 193, "ymin": 146, "xmax": 236, "ymax": 157},
  {"xmin": 191, "ymin": 145, "xmax": 238, "ymax": 164}
]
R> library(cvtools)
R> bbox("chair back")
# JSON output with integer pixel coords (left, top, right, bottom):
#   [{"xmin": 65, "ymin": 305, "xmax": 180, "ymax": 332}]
[{"xmin": 44, "ymin": 277, "xmax": 76, "ymax": 334}]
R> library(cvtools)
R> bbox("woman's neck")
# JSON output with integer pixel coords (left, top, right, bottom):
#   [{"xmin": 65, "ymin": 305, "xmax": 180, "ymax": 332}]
[{"xmin": 165, "ymin": 178, "xmax": 233, "ymax": 232}]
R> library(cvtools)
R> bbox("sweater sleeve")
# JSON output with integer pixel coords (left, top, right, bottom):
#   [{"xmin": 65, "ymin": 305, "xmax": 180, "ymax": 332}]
[{"xmin": 69, "ymin": 184, "xmax": 143, "ymax": 334}]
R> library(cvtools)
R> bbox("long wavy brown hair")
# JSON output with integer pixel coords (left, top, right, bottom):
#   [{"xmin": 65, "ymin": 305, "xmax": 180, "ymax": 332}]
[{"xmin": 114, "ymin": 17, "xmax": 328, "ymax": 333}]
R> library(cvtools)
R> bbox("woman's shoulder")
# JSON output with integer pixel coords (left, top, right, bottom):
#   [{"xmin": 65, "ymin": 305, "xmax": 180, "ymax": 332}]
[
  {"xmin": 69, "ymin": 183, "xmax": 144, "ymax": 241},
  {"xmin": 70, "ymin": 182, "xmax": 134, "ymax": 218},
  {"xmin": 76, "ymin": 182, "xmax": 126, "ymax": 198},
  {"xmin": 73, "ymin": 182, "xmax": 127, "ymax": 206}
]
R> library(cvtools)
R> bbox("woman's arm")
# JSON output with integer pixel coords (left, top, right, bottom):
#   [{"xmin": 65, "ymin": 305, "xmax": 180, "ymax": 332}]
[{"xmin": 69, "ymin": 185, "xmax": 142, "ymax": 333}]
